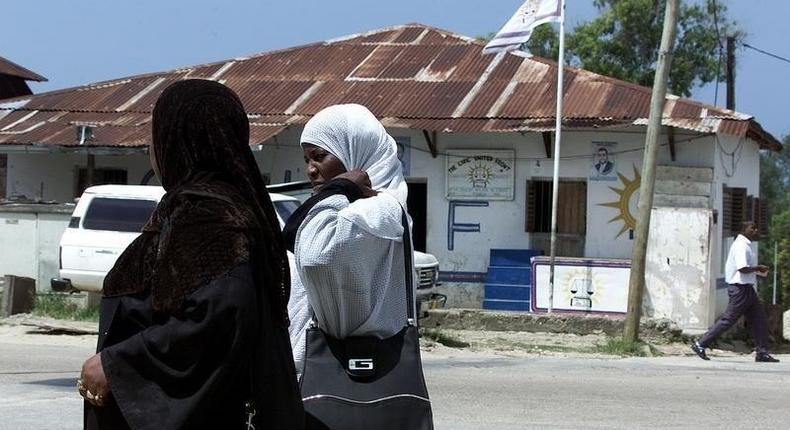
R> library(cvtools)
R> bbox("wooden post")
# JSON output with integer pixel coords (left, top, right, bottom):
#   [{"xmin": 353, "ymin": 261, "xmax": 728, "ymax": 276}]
[
  {"xmin": 623, "ymin": 0, "xmax": 679, "ymax": 343},
  {"xmin": 726, "ymin": 36, "xmax": 736, "ymax": 110}
]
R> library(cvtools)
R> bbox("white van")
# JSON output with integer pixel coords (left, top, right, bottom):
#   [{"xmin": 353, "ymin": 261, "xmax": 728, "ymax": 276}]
[
  {"xmin": 52, "ymin": 185, "xmax": 439, "ymax": 302},
  {"xmin": 52, "ymin": 185, "xmax": 301, "ymax": 293}
]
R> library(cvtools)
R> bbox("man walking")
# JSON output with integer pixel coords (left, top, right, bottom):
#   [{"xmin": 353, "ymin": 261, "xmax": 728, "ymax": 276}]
[{"xmin": 691, "ymin": 221, "xmax": 779, "ymax": 362}]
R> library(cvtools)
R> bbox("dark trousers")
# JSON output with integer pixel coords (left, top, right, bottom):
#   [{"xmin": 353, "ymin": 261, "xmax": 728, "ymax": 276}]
[{"xmin": 698, "ymin": 283, "xmax": 769, "ymax": 354}]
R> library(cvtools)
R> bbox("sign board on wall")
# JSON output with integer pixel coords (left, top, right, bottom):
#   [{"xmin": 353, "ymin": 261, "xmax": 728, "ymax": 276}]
[
  {"xmin": 532, "ymin": 256, "xmax": 630, "ymax": 314},
  {"xmin": 446, "ymin": 149, "xmax": 515, "ymax": 200}
]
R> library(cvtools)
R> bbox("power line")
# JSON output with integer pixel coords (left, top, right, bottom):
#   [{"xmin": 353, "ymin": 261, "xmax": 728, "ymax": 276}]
[{"xmin": 743, "ymin": 43, "xmax": 790, "ymax": 65}]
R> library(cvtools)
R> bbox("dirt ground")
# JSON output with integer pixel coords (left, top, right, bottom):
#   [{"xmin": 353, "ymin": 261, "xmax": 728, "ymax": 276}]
[
  {"xmin": 418, "ymin": 328, "xmax": 760, "ymax": 359},
  {"xmin": 1, "ymin": 314, "xmax": 783, "ymax": 360}
]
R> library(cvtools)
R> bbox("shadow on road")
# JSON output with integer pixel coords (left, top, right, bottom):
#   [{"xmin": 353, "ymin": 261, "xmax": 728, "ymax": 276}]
[{"xmin": 24, "ymin": 378, "xmax": 77, "ymax": 388}]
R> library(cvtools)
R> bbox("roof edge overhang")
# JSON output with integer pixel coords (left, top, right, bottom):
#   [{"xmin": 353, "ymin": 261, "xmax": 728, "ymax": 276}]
[{"xmin": 0, "ymin": 144, "xmax": 145, "ymax": 154}]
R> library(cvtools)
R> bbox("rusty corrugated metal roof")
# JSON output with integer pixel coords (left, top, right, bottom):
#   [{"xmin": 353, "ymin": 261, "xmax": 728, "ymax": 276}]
[
  {"xmin": 0, "ymin": 23, "xmax": 781, "ymax": 151},
  {"xmin": 0, "ymin": 56, "xmax": 47, "ymax": 82}
]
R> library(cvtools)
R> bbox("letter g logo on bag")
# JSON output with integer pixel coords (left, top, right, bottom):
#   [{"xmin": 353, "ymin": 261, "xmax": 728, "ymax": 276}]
[{"xmin": 348, "ymin": 358, "xmax": 374, "ymax": 371}]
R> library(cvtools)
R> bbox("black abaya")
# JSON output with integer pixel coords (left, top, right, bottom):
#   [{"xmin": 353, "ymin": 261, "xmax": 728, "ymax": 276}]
[{"xmin": 85, "ymin": 263, "xmax": 284, "ymax": 430}]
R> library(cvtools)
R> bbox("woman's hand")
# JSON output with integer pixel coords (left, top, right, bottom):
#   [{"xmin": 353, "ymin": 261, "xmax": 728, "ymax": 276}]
[
  {"xmin": 335, "ymin": 169, "xmax": 378, "ymax": 198},
  {"xmin": 79, "ymin": 353, "xmax": 110, "ymax": 407}
]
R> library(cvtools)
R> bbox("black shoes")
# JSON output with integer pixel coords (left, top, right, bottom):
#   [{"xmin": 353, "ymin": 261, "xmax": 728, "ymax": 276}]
[
  {"xmin": 690, "ymin": 341, "xmax": 710, "ymax": 360},
  {"xmin": 690, "ymin": 341, "xmax": 779, "ymax": 362},
  {"xmin": 755, "ymin": 353, "xmax": 780, "ymax": 363}
]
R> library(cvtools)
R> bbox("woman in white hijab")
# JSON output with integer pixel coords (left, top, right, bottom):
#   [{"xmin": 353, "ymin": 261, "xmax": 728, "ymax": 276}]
[{"xmin": 282, "ymin": 103, "xmax": 414, "ymax": 375}]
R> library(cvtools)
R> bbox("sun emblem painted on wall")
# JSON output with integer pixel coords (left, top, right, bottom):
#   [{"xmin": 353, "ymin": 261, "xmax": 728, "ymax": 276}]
[
  {"xmin": 468, "ymin": 162, "xmax": 492, "ymax": 188},
  {"xmin": 598, "ymin": 164, "xmax": 641, "ymax": 238}
]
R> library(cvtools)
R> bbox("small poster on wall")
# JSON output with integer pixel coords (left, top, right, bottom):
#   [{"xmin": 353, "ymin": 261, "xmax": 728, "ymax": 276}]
[
  {"xmin": 590, "ymin": 141, "xmax": 617, "ymax": 181},
  {"xmin": 446, "ymin": 149, "xmax": 515, "ymax": 200}
]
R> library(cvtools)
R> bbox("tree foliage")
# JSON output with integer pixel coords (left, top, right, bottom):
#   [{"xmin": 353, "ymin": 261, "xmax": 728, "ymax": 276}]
[
  {"xmin": 768, "ymin": 208, "xmax": 790, "ymax": 308},
  {"xmin": 475, "ymin": 25, "xmax": 559, "ymax": 59},
  {"xmin": 524, "ymin": 25, "xmax": 560, "ymax": 60},
  {"xmin": 759, "ymin": 136, "xmax": 790, "ymax": 309},
  {"xmin": 568, "ymin": 0, "xmax": 739, "ymax": 97},
  {"xmin": 482, "ymin": 0, "xmax": 739, "ymax": 96}
]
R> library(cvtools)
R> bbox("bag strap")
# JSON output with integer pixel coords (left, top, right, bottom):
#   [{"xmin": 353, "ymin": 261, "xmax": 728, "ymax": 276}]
[{"xmin": 401, "ymin": 209, "xmax": 415, "ymax": 324}]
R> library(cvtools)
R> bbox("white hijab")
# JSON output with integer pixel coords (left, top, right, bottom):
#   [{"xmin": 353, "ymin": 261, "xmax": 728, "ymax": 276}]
[
  {"xmin": 301, "ymin": 104, "xmax": 407, "ymax": 204},
  {"xmin": 300, "ymin": 104, "xmax": 409, "ymax": 239}
]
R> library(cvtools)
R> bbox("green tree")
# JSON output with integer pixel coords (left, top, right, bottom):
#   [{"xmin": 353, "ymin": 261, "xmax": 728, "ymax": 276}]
[
  {"xmin": 480, "ymin": 1, "xmax": 738, "ymax": 96},
  {"xmin": 767, "ymin": 208, "xmax": 790, "ymax": 308},
  {"xmin": 525, "ymin": 25, "xmax": 560, "ymax": 60},
  {"xmin": 567, "ymin": 0, "xmax": 739, "ymax": 96},
  {"xmin": 759, "ymin": 135, "xmax": 790, "ymax": 309},
  {"xmin": 475, "ymin": 25, "xmax": 559, "ymax": 60}
]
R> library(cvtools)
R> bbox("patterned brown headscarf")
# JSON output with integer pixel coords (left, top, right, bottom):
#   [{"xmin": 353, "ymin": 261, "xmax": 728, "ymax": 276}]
[{"xmin": 103, "ymin": 79, "xmax": 289, "ymax": 321}]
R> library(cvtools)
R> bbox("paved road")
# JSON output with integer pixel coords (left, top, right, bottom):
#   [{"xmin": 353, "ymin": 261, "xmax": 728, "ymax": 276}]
[
  {"xmin": 1, "ymin": 334, "xmax": 788, "ymax": 430},
  {"xmin": 423, "ymin": 352, "xmax": 790, "ymax": 429}
]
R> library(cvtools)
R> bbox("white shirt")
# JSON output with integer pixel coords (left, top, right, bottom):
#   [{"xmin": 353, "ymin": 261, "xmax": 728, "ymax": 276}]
[
  {"xmin": 294, "ymin": 193, "xmax": 415, "ymax": 339},
  {"xmin": 286, "ymin": 251, "xmax": 311, "ymax": 379},
  {"xmin": 724, "ymin": 234, "xmax": 756, "ymax": 285}
]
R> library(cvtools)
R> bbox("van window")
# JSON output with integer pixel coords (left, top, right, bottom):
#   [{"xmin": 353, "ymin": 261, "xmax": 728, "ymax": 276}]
[
  {"xmin": 273, "ymin": 200, "xmax": 300, "ymax": 224},
  {"xmin": 83, "ymin": 197, "xmax": 157, "ymax": 232}
]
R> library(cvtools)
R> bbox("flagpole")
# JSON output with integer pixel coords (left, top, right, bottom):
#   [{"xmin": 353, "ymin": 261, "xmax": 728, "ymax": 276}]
[{"xmin": 547, "ymin": 0, "xmax": 566, "ymax": 314}]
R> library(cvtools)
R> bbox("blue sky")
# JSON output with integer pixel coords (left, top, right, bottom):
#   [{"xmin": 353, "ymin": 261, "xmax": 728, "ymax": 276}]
[{"xmin": 4, "ymin": 0, "xmax": 788, "ymax": 139}]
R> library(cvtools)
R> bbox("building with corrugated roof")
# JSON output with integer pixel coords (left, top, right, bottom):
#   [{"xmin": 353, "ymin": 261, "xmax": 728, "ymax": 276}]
[
  {"xmin": 0, "ymin": 24, "xmax": 778, "ymax": 331},
  {"xmin": 0, "ymin": 55, "xmax": 47, "ymax": 201},
  {"xmin": 0, "ymin": 55, "xmax": 47, "ymax": 101}
]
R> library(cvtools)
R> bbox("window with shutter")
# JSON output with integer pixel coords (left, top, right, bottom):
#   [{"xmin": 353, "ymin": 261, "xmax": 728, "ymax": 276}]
[
  {"xmin": 746, "ymin": 195, "xmax": 755, "ymax": 224},
  {"xmin": 525, "ymin": 180, "xmax": 586, "ymax": 234},
  {"xmin": 722, "ymin": 186, "xmax": 747, "ymax": 237},
  {"xmin": 526, "ymin": 180, "xmax": 552, "ymax": 233},
  {"xmin": 744, "ymin": 195, "xmax": 769, "ymax": 239},
  {"xmin": 757, "ymin": 197, "xmax": 770, "ymax": 238}
]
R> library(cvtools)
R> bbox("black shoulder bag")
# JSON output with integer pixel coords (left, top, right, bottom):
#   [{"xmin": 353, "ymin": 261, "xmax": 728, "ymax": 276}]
[{"xmin": 299, "ymin": 210, "xmax": 434, "ymax": 430}]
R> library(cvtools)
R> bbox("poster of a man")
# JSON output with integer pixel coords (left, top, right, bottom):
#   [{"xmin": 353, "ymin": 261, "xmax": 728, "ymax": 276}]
[{"xmin": 590, "ymin": 142, "xmax": 617, "ymax": 181}]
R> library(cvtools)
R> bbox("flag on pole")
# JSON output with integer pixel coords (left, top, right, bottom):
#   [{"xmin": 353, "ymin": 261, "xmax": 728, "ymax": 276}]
[{"xmin": 483, "ymin": 0, "xmax": 562, "ymax": 54}]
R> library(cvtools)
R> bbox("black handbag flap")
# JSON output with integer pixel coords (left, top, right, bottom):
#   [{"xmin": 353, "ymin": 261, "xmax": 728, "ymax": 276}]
[
  {"xmin": 302, "ymin": 326, "xmax": 424, "ymax": 399},
  {"xmin": 343, "ymin": 336, "xmax": 377, "ymax": 379}
]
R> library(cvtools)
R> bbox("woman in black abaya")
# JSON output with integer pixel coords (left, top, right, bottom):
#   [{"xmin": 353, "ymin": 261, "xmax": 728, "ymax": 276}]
[{"xmin": 78, "ymin": 79, "xmax": 304, "ymax": 429}]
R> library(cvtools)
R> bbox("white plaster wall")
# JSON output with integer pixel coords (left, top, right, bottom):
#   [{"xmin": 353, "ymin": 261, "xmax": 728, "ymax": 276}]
[
  {"xmin": 710, "ymin": 135, "xmax": 762, "ymax": 316},
  {"xmin": 3, "ymin": 128, "xmax": 763, "ymax": 312},
  {"xmin": 254, "ymin": 128, "xmax": 307, "ymax": 184},
  {"xmin": 711, "ymin": 134, "xmax": 761, "ymax": 272},
  {"xmin": 6, "ymin": 152, "xmax": 151, "ymax": 203},
  {"xmin": 585, "ymin": 132, "xmax": 716, "ymax": 259},
  {"xmin": 0, "ymin": 212, "xmax": 37, "ymax": 279},
  {"xmin": 37, "ymin": 212, "xmax": 70, "ymax": 290},
  {"xmin": 0, "ymin": 209, "xmax": 70, "ymax": 291},
  {"xmin": 250, "ymin": 127, "xmax": 727, "ymax": 279},
  {"xmin": 410, "ymin": 129, "xmax": 720, "ymax": 271},
  {"xmin": 416, "ymin": 131, "xmax": 543, "ymax": 273},
  {"xmin": 645, "ymin": 207, "xmax": 713, "ymax": 331}
]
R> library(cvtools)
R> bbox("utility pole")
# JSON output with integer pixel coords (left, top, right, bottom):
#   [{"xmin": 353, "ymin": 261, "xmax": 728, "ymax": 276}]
[
  {"xmin": 726, "ymin": 36, "xmax": 735, "ymax": 110},
  {"xmin": 623, "ymin": 0, "xmax": 679, "ymax": 343}
]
